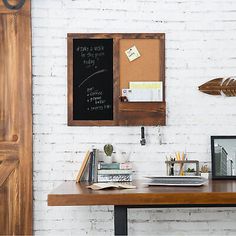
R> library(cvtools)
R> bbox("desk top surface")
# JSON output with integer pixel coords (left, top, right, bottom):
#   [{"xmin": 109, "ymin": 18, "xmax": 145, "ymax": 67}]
[{"xmin": 48, "ymin": 180, "xmax": 236, "ymax": 206}]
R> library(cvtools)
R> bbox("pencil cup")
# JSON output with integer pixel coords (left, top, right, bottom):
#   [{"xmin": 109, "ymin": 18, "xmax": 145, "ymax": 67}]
[
  {"xmin": 201, "ymin": 173, "xmax": 209, "ymax": 179},
  {"xmin": 114, "ymin": 150, "xmax": 130, "ymax": 163}
]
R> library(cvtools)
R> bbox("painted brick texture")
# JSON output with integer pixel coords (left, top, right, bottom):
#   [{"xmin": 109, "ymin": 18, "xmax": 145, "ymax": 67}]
[{"xmin": 32, "ymin": 0, "xmax": 236, "ymax": 235}]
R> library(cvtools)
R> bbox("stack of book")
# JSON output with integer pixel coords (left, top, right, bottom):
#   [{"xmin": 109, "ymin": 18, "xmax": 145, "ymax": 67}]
[
  {"xmin": 97, "ymin": 162, "xmax": 132, "ymax": 182},
  {"xmin": 76, "ymin": 149, "xmax": 99, "ymax": 183},
  {"xmin": 76, "ymin": 149, "xmax": 133, "ymax": 183}
]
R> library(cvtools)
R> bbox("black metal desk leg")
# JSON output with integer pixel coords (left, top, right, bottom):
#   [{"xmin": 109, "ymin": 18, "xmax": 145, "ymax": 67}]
[{"xmin": 114, "ymin": 206, "xmax": 128, "ymax": 236}]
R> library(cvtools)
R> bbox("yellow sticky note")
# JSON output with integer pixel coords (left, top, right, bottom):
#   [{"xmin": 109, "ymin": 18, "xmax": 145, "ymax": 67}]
[
  {"xmin": 130, "ymin": 81, "xmax": 162, "ymax": 89},
  {"xmin": 125, "ymin": 46, "xmax": 141, "ymax": 62}
]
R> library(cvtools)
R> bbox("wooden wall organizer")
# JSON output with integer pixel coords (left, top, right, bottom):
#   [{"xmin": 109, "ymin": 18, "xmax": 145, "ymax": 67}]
[{"xmin": 68, "ymin": 33, "xmax": 165, "ymax": 126}]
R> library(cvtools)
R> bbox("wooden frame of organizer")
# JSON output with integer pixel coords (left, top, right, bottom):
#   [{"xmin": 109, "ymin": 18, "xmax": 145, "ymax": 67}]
[{"xmin": 68, "ymin": 33, "xmax": 165, "ymax": 126}]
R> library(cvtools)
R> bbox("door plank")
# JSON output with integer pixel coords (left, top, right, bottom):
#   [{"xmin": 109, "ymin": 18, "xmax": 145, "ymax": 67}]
[
  {"xmin": 0, "ymin": 159, "xmax": 19, "ymax": 186},
  {"xmin": 0, "ymin": 0, "xmax": 32, "ymax": 234},
  {"xmin": 0, "ymin": 166, "xmax": 19, "ymax": 235}
]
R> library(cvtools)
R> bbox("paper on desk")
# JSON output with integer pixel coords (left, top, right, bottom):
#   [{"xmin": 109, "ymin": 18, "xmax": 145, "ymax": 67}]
[{"xmin": 87, "ymin": 183, "xmax": 136, "ymax": 190}]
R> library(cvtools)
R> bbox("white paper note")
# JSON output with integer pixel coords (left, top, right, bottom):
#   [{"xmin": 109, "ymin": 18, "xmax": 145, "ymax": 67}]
[
  {"xmin": 122, "ymin": 81, "xmax": 163, "ymax": 102},
  {"xmin": 122, "ymin": 88, "xmax": 162, "ymax": 102},
  {"xmin": 125, "ymin": 45, "xmax": 141, "ymax": 62}
]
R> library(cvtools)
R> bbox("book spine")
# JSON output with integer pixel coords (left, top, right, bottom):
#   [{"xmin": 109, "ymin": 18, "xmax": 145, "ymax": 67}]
[
  {"xmin": 98, "ymin": 162, "xmax": 120, "ymax": 170},
  {"xmin": 91, "ymin": 149, "xmax": 95, "ymax": 183},
  {"xmin": 88, "ymin": 152, "xmax": 93, "ymax": 183},
  {"xmin": 98, "ymin": 162, "xmax": 132, "ymax": 170},
  {"xmin": 98, "ymin": 169, "xmax": 132, "ymax": 175},
  {"xmin": 81, "ymin": 159, "xmax": 90, "ymax": 181},
  {"xmin": 98, "ymin": 174, "xmax": 132, "ymax": 182},
  {"xmin": 93, "ymin": 149, "xmax": 98, "ymax": 183},
  {"xmin": 120, "ymin": 162, "xmax": 132, "ymax": 170}
]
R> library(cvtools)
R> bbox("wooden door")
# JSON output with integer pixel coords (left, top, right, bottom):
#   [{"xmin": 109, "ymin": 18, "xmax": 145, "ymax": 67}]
[{"xmin": 0, "ymin": 0, "xmax": 32, "ymax": 234}]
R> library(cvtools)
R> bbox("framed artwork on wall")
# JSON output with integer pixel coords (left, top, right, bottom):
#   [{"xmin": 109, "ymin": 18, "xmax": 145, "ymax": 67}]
[{"xmin": 211, "ymin": 136, "xmax": 236, "ymax": 179}]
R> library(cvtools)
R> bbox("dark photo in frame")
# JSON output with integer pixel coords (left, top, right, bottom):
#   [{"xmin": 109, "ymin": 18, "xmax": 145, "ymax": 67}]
[{"xmin": 211, "ymin": 136, "xmax": 236, "ymax": 179}]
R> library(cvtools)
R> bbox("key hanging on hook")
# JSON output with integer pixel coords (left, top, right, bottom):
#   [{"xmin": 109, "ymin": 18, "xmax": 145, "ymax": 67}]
[{"xmin": 140, "ymin": 126, "xmax": 146, "ymax": 146}]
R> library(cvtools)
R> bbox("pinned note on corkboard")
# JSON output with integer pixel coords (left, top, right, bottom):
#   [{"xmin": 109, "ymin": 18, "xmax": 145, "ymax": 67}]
[{"xmin": 125, "ymin": 45, "xmax": 141, "ymax": 62}]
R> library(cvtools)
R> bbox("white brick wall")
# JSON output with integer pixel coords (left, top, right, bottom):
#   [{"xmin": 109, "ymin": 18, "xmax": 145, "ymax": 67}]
[{"xmin": 32, "ymin": 0, "xmax": 236, "ymax": 235}]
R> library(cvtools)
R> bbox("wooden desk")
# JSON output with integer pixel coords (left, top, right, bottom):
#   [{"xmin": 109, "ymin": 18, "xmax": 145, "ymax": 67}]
[{"xmin": 48, "ymin": 180, "xmax": 236, "ymax": 235}]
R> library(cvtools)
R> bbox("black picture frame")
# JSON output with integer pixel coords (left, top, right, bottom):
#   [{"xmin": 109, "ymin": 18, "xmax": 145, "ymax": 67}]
[{"xmin": 211, "ymin": 135, "xmax": 236, "ymax": 180}]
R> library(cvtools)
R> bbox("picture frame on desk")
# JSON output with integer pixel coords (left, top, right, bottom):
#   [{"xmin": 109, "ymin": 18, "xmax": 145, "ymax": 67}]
[{"xmin": 211, "ymin": 136, "xmax": 236, "ymax": 180}]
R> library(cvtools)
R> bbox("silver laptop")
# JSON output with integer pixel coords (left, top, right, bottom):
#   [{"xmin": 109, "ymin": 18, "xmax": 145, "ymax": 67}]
[{"xmin": 144, "ymin": 176, "xmax": 208, "ymax": 186}]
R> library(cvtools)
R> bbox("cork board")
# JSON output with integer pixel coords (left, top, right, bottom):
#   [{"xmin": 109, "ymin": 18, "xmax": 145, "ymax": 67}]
[{"xmin": 120, "ymin": 39, "xmax": 161, "ymax": 93}]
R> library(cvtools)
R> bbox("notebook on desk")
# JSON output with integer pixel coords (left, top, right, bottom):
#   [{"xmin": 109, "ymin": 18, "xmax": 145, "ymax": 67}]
[{"xmin": 144, "ymin": 176, "xmax": 208, "ymax": 186}]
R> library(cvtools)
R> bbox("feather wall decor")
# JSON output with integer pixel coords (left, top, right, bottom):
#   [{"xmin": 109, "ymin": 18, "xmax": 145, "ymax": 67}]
[{"xmin": 199, "ymin": 77, "xmax": 236, "ymax": 96}]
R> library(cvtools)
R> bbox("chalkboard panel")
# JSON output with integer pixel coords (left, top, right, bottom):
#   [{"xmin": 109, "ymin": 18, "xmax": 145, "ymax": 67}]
[{"xmin": 73, "ymin": 38, "xmax": 113, "ymax": 120}]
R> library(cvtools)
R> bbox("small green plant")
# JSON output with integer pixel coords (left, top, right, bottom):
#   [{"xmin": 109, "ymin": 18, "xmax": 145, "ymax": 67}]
[
  {"xmin": 186, "ymin": 168, "xmax": 195, "ymax": 173},
  {"xmin": 104, "ymin": 144, "xmax": 113, "ymax": 156},
  {"xmin": 201, "ymin": 165, "xmax": 209, "ymax": 173}
]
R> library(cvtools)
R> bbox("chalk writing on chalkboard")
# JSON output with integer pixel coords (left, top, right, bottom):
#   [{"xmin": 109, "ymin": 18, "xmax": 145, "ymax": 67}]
[
  {"xmin": 86, "ymin": 86, "xmax": 112, "ymax": 111},
  {"xmin": 73, "ymin": 39, "xmax": 113, "ymax": 120},
  {"xmin": 78, "ymin": 69, "xmax": 107, "ymax": 88}
]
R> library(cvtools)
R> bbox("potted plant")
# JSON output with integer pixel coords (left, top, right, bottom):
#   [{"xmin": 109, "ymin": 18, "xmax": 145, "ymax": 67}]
[
  {"xmin": 103, "ymin": 144, "xmax": 113, "ymax": 163},
  {"xmin": 200, "ymin": 165, "xmax": 209, "ymax": 179}
]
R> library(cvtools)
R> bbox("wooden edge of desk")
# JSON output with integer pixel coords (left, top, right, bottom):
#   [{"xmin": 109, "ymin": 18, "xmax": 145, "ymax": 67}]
[{"xmin": 48, "ymin": 192, "xmax": 236, "ymax": 207}]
